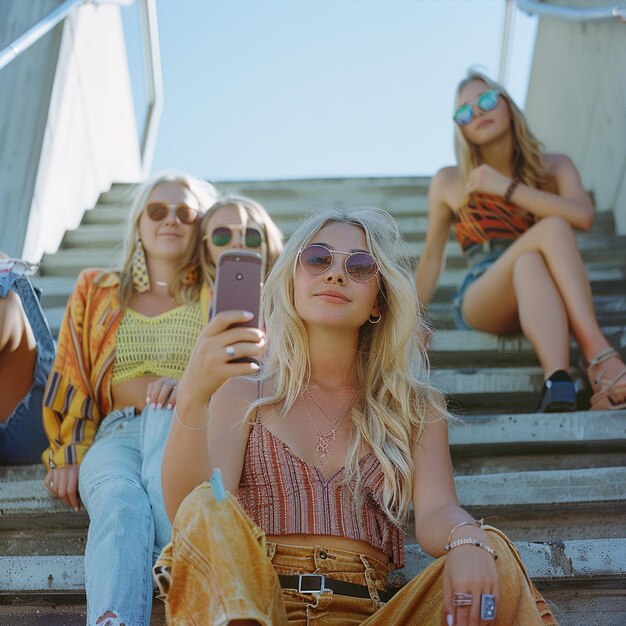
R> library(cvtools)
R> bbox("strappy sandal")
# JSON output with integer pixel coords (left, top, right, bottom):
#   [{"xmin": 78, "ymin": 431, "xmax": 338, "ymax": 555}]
[{"xmin": 585, "ymin": 347, "xmax": 626, "ymax": 411}]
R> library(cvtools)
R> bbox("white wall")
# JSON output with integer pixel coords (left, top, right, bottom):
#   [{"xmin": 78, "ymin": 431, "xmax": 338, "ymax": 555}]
[
  {"xmin": 524, "ymin": 0, "xmax": 626, "ymax": 233},
  {"xmin": 22, "ymin": 2, "xmax": 143, "ymax": 261}
]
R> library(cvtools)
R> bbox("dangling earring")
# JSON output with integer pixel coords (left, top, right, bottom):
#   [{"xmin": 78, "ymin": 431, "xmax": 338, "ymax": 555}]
[
  {"xmin": 132, "ymin": 238, "xmax": 150, "ymax": 293},
  {"xmin": 368, "ymin": 313, "xmax": 382, "ymax": 324},
  {"xmin": 182, "ymin": 263, "xmax": 200, "ymax": 285}
]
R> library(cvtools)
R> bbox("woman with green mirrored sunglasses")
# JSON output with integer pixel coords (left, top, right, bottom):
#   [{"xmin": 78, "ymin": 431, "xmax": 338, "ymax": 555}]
[
  {"xmin": 415, "ymin": 70, "xmax": 626, "ymax": 413},
  {"xmin": 199, "ymin": 195, "xmax": 284, "ymax": 293}
]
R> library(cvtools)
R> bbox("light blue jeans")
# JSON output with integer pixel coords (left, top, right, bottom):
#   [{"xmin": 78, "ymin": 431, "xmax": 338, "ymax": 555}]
[
  {"xmin": 79, "ymin": 404, "xmax": 173, "ymax": 626},
  {"xmin": 0, "ymin": 267, "xmax": 55, "ymax": 464}
]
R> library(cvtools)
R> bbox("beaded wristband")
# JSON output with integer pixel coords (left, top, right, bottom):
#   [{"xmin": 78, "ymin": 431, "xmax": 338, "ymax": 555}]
[
  {"xmin": 504, "ymin": 177, "xmax": 520, "ymax": 204},
  {"xmin": 444, "ymin": 538, "xmax": 498, "ymax": 560},
  {"xmin": 173, "ymin": 406, "xmax": 210, "ymax": 431},
  {"xmin": 447, "ymin": 519, "xmax": 483, "ymax": 545}
]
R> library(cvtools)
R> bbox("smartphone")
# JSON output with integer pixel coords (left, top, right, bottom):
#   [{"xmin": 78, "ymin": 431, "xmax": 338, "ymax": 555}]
[{"xmin": 211, "ymin": 250, "xmax": 263, "ymax": 362}]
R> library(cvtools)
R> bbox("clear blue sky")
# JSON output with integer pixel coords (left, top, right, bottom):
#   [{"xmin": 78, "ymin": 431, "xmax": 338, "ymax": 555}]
[{"xmin": 130, "ymin": 1, "xmax": 538, "ymax": 181}]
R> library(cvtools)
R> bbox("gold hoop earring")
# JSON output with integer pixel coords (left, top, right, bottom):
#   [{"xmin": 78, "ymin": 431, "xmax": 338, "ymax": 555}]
[
  {"xmin": 368, "ymin": 313, "xmax": 382, "ymax": 324},
  {"xmin": 132, "ymin": 238, "xmax": 150, "ymax": 293},
  {"xmin": 182, "ymin": 263, "xmax": 200, "ymax": 285}
]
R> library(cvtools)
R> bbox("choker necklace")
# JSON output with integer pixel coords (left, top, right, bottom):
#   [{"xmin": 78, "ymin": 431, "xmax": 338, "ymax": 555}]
[
  {"xmin": 301, "ymin": 388, "xmax": 357, "ymax": 466},
  {"xmin": 154, "ymin": 280, "xmax": 168, "ymax": 287}
]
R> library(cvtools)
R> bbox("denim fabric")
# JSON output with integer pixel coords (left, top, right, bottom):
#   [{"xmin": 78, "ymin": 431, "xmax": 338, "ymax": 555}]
[
  {"xmin": 0, "ymin": 268, "xmax": 55, "ymax": 464},
  {"xmin": 452, "ymin": 242, "xmax": 513, "ymax": 331},
  {"xmin": 156, "ymin": 483, "xmax": 557, "ymax": 625},
  {"xmin": 79, "ymin": 404, "xmax": 173, "ymax": 626}
]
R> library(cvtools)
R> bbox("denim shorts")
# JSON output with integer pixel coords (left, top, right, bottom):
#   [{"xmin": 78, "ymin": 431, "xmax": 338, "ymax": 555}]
[
  {"xmin": 452, "ymin": 241, "xmax": 513, "ymax": 331},
  {"xmin": 0, "ymin": 265, "xmax": 55, "ymax": 464}
]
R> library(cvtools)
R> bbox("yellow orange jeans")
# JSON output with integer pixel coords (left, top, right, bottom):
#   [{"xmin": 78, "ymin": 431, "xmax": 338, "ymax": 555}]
[{"xmin": 154, "ymin": 483, "xmax": 557, "ymax": 625}]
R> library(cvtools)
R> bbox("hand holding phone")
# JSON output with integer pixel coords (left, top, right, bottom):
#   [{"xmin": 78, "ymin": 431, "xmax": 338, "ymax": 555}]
[{"xmin": 211, "ymin": 251, "xmax": 263, "ymax": 363}]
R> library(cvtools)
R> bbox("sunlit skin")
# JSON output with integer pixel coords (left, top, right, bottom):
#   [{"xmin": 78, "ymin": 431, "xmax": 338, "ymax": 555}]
[{"xmin": 0, "ymin": 267, "xmax": 36, "ymax": 422}]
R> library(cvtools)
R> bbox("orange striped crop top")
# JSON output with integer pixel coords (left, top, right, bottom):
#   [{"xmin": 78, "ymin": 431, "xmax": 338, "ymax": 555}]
[
  {"xmin": 453, "ymin": 192, "xmax": 536, "ymax": 254},
  {"xmin": 237, "ymin": 412, "xmax": 405, "ymax": 570}
]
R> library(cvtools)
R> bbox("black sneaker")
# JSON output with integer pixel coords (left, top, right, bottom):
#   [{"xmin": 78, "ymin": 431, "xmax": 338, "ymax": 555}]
[{"xmin": 536, "ymin": 370, "xmax": 577, "ymax": 413}]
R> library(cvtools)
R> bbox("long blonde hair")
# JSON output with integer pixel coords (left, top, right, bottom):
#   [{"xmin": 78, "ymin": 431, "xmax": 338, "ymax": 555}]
[
  {"xmin": 118, "ymin": 171, "xmax": 218, "ymax": 308},
  {"xmin": 454, "ymin": 70, "xmax": 551, "ymax": 189},
  {"xmin": 199, "ymin": 194, "xmax": 284, "ymax": 288},
  {"xmin": 247, "ymin": 207, "xmax": 447, "ymax": 528}
]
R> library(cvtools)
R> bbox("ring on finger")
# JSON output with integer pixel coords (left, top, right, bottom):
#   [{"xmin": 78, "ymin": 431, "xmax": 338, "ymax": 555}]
[
  {"xmin": 49, "ymin": 480, "xmax": 54, "ymax": 488},
  {"xmin": 452, "ymin": 591, "xmax": 473, "ymax": 607},
  {"xmin": 225, "ymin": 345, "xmax": 236, "ymax": 357},
  {"xmin": 480, "ymin": 593, "xmax": 496, "ymax": 620}
]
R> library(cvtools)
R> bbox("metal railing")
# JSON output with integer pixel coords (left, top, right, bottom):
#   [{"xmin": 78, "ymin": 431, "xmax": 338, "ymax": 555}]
[
  {"xmin": 499, "ymin": 0, "xmax": 625, "ymax": 86},
  {"xmin": 0, "ymin": 0, "xmax": 162, "ymax": 175},
  {"xmin": 517, "ymin": 0, "xmax": 626, "ymax": 22}
]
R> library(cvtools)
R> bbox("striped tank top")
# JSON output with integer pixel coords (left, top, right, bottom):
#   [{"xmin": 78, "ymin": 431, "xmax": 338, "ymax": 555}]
[
  {"xmin": 237, "ymin": 413, "xmax": 405, "ymax": 570},
  {"xmin": 453, "ymin": 192, "xmax": 536, "ymax": 254}
]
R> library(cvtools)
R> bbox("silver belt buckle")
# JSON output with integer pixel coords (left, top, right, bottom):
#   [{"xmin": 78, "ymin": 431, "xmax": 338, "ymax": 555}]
[{"xmin": 297, "ymin": 574, "xmax": 327, "ymax": 595}]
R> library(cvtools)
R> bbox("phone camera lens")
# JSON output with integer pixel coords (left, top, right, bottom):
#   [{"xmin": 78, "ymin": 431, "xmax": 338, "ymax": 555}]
[{"xmin": 236, "ymin": 273, "xmax": 243, "ymax": 281}]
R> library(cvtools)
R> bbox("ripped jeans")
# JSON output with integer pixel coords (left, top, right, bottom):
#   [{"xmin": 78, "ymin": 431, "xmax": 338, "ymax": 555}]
[{"xmin": 79, "ymin": 404, "xmax": 173, "ymax": 626}]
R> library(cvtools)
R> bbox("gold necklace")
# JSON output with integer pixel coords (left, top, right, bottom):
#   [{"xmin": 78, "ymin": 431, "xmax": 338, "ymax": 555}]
[{"xmin": 300, "ymin": 389, "xmax": 357, "ymax": 466}]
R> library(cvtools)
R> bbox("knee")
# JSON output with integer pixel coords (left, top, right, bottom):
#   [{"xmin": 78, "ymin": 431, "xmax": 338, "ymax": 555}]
[
  {"xmin": 512, "ymin": 251, "xmax": 546, "ymax": 281},
  {"xmin": 537, "ymin": 215, "xmax": 575, "ymax": 243},
  {"xmin": 80, "ymin": 471, "xmax": 146, "ymax": 514}
]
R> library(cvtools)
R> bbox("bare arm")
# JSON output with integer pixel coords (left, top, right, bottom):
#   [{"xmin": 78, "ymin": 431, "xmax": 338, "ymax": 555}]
[
  {"xmin": 414, "ymin": 168, "xmax": 455, "ymax": 314},
  {"xmin": 411, "ymin": 399, "xmax": 476, "ymax": 555},
  {"xmin": 161, "ymin": 310, "xmax": 265, "ymax": 521},
  {"xmin": 467, "ymin": 154, "xmax": 594, "ymax": 231},
  {"xmin": 412, "ymin": 396, "xmax": 498, "ymax": 626}
]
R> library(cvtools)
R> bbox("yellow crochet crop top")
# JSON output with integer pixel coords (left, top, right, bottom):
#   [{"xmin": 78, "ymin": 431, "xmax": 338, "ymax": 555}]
[{"xmin": 111, "ymin": 303, "xmax": 203, "ymax": 386}]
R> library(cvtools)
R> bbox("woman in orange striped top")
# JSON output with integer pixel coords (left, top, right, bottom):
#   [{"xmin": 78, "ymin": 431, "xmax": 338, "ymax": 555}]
[
  {"xmin": 414, "ymin": 70, "xmax": 626, "ymax": 412},
  {"xmin": 156, "ymin": 208, "xmax": 555, "ymax": 625}
]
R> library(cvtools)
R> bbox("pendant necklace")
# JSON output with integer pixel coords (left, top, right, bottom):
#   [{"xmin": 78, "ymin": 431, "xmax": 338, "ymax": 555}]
[{"xmin": 301, "ymin": 388, "xmax": 357, "ymax": 466}]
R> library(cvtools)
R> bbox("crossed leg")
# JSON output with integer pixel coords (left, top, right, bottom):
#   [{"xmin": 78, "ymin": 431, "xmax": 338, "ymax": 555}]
[{"xmin": 461, "ymin": 217, "xmax": 624, "ymax": 402}]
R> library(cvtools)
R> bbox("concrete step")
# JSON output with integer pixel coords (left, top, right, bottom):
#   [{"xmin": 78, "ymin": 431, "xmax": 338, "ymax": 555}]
[
  {"xmin": 60, "ymin": 221, "xmax": 626, "ymax": 268},
  {"xmin": 1, "ymin": 541, "xmax": 623, "ymax": 626},
  {"xmin": 38, "ymin": 299, "xmax": 626, "ymax": 344},
  {"xmin": 428, "ymin": 295, "xmax": 626, "ymax": 330},
  {"xmin": 427, "ymin": 327, "xmax": 626, "ymax": 368}
]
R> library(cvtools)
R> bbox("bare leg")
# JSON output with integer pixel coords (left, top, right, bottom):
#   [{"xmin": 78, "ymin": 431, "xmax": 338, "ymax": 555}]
[
  {"xmin": 512, "ymin": 251, "xmax": 570, "ymax": 376},
  {"xmin": 462, "ymin": 217, "xmax": 618, "ymax": 372},
  {"xmin": 0, "ymin": 291, "xmax": 36, "ymax": 422}
]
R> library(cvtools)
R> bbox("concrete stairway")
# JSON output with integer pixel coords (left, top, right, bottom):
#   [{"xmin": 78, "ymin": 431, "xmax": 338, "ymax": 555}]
[{"xmin": 1, "ymin": 177, "xmax": 625, "ymax": 624}]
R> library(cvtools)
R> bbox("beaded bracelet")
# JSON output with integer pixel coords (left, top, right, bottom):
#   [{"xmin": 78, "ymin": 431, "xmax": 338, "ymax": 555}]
[
  {"xmin": 447, "ymin": 519, "xmax": 484, "ymax": 544},
  {"xmin": 504, "ymin": 177, "xmax": 520, "ymax": 204},
  {"xmin": 173, "ymin": 406, "xmax": 210, "ymax": 431},
  {"xmin": 444, "ymin": 538, "xmax": 498, "ymax": 560}
]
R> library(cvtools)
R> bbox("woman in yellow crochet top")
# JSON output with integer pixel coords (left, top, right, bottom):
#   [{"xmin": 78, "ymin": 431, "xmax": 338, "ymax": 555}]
[{"xmin": 41, "ymin": 171, "xmax": 279, "ymax": 626}]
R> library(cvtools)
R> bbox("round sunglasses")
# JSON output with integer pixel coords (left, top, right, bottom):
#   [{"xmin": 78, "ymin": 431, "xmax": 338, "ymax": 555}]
[
  {"xmin": 299, "ymin": 244, "xmax": 379, "ymax": 282},
  {"xmin": 145, "ymin": 201, "xmax": 199, "ymax": 225},
  {"xmin": 208, "ymin": 224, "xmax": 263, "ymax": 248},
  {"xmin": 453, "ymin": 89, "xmax": 500, "ymax": 126}
]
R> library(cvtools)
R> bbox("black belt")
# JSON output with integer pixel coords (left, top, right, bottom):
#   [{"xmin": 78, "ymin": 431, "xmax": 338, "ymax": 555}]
[{"xmin": 278, "ymin": 574, "xmax": 396, "ymax": 603}]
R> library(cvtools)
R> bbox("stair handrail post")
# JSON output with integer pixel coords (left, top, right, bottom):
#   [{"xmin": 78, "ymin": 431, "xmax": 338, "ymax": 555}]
[{"xmin": 138, "ymin": 0, "xmax": 163, "ymax": 177}]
